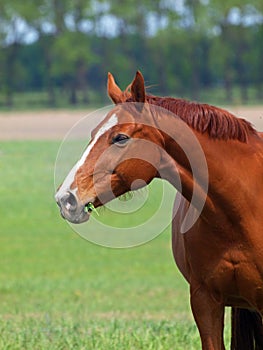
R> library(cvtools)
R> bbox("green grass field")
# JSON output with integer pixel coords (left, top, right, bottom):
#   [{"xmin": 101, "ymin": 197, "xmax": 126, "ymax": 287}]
[{"xmin": 0, "ymin": 141, "xmax": 231, "ymax": 349}]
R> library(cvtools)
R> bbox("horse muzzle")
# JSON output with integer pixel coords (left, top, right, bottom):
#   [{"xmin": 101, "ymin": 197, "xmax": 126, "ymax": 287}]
[{"xmin": 55, "ymin": 190, "xmax": 90, "ymax": 224}]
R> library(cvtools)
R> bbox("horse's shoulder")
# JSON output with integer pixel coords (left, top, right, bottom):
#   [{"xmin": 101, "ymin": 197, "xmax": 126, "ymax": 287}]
[{"xmin": 172, "ymin": 193, "xmax": 191, "ymax": 282}]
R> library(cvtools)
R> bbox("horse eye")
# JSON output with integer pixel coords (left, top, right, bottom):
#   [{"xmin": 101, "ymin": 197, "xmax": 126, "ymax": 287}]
[{"xmin": 112, "ymin": 134, "xmax": 130, "ymax": 146}]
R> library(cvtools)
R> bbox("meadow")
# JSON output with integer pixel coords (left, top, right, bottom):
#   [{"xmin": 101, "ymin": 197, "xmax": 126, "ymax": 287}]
[{"xmin": 0, "ymin": 141, "xmax": 231, "ymax": 349}]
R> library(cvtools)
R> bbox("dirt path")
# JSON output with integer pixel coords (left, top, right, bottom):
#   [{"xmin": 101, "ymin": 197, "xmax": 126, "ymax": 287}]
[
  {"xmin": 0, "ymin": 110, "xmax": 89, "ymax": 141},
  {"xmin": 0, "ymin": 106, "xmax": 262, "ymax": 140}
]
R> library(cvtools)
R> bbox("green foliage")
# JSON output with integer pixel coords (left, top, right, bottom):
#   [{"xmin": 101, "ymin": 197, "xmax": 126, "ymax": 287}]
[{"xmin": 0, "ymin": 0, "xmax": 263, "ymax": 107}]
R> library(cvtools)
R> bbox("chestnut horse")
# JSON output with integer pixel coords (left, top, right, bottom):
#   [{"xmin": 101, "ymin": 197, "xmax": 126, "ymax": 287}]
[{"xmin": 56, "ymin": 71, "xmax": 263, "ymax": 350}]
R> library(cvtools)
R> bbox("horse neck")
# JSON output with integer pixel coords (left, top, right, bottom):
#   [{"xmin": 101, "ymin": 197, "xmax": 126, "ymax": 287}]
[
  {"xmin": 200, "ymin": 135, "xmax": 263, "ymax": 229},
  {"xmin": 157, "ymin": 116, "xmax": 263, "ymax": 229}
]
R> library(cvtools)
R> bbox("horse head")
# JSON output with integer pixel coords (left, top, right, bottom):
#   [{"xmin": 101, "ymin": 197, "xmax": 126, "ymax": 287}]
[{"xmin": 55, "ymin": 71, "xmax": 164, "ymax": 223}]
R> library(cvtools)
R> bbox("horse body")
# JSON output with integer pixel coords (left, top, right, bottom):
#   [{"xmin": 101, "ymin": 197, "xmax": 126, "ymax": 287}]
[
  {"xmin": 56, "ymin": 71, "xmax": 263, "ymax": 349},
  {"xmin": 158, "ymin": 108, "xmax": 263, "ymax": 348},
  {"xmin": 173, "ymin": 191, "xmax": 263, "ymax": 349}
]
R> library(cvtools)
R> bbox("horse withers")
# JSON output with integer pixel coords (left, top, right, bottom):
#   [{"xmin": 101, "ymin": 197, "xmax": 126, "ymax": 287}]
[{"xmin": 55, "ymin": 71, "xmax": 263, "ymax": 350}]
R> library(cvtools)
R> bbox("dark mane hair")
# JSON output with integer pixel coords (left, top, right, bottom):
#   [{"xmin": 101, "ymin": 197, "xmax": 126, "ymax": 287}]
[{"xmin": 127, "ymin": 94, "xmax": 256, "ymax": 142}]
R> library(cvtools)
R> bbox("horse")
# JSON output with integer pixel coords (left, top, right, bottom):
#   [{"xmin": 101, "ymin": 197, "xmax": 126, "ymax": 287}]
[{"xmin": 55, "ymin": 71, "xmax": 263, "ymax": 350}]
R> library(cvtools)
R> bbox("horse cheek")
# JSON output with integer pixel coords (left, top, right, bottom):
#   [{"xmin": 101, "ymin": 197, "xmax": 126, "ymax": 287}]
[{"xmin": 128, "ymin": 159, "xmax": 158, "ymax": 186}]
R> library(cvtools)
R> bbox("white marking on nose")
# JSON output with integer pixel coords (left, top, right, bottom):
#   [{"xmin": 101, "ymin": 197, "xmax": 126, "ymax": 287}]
[
  {"xmin": 56, "ymin": 113, "xmax": 118, "ymax": 200},
  {"xmin": 55, "ymin": 164, "xmax": 78, "ymax": 202}
]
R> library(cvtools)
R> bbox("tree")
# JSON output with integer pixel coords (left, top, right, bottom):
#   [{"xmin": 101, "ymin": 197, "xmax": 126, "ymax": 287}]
[
  {"xmin": 52, "ymin": 31, "xmax": 99, "ymax": 104},
  {"xmin": 0, "ymin": 0, "xmax": 262, "ymax": 107}
]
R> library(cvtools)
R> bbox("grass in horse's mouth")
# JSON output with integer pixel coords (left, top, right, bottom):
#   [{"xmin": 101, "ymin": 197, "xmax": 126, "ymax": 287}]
[
  {"xmin": 84, "ymin": 202, "xmax": 99, "ymax": 216},
  {"xmin": 84, "ymin": 189, "xmax": 146, "ymax": 216}
]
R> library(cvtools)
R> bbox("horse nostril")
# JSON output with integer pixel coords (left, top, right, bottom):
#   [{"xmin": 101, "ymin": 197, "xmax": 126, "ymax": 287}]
[{"xmin": 60, "ymin": 191, "xmax": 78, "ymax": 212}]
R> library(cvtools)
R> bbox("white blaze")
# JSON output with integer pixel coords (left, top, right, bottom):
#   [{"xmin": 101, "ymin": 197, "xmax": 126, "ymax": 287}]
[
  {"xmin": 77, "ymin": 113, "xmax": 118, "ymax": 168},
  {"xmin": 56, "ymin": 113, "xmax": 118, "ymax": 200}
]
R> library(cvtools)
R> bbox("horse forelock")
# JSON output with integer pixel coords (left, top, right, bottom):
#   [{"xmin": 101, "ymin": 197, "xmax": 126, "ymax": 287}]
[{"xmin": 126, "ymin": 95, "xmax": 256, "ymax": 143}]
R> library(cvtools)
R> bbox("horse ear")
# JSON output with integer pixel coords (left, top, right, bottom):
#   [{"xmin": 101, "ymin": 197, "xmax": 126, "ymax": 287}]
[
  {"xmin": 107, "ymin": 72, "xmax": 123, "ymax": 104},
  {"xmin": 131, "ymin": 71, "xmax": 145, "ymax": 103}
]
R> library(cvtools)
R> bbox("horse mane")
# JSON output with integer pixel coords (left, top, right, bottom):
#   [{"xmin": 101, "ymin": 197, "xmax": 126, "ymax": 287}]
[{"xmin": 127, "ymin": 94, "xmax": 256, "ymax": 142}]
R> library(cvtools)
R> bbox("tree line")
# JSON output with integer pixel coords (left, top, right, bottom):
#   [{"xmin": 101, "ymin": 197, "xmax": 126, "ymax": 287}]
[{"xmin": 0, "ymin": 0, "xmax": 262, "ymax": 108}]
